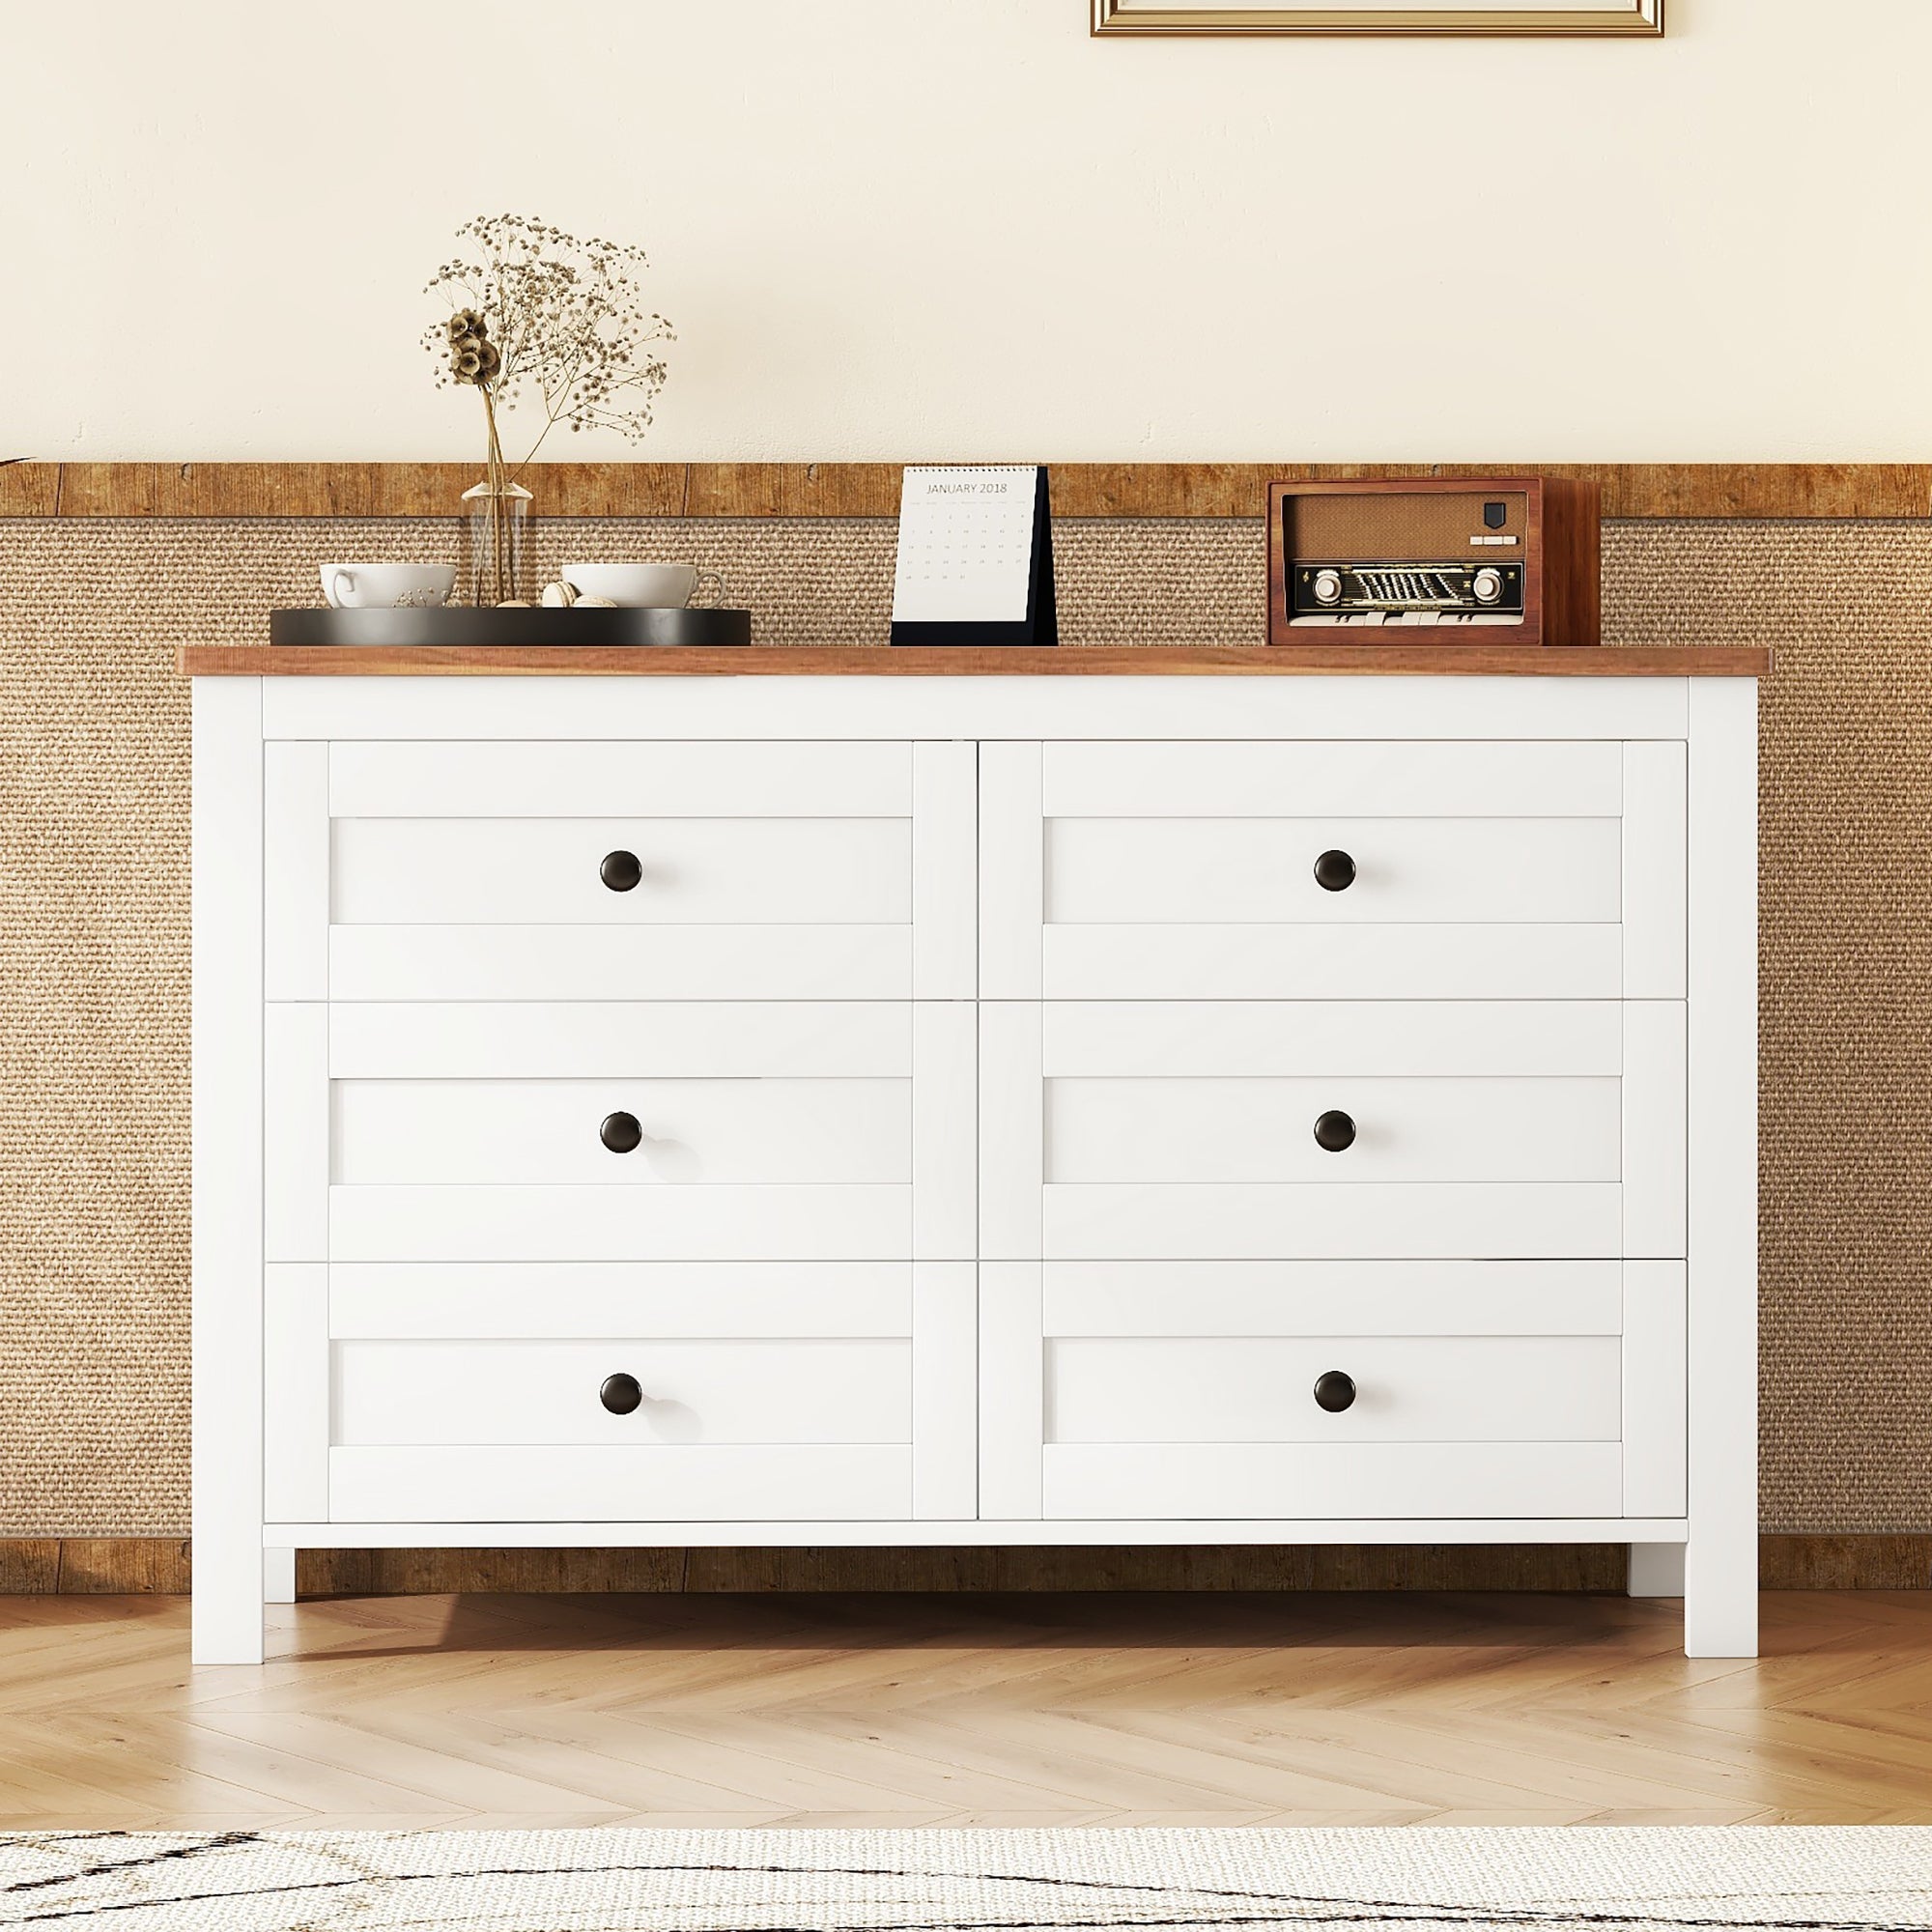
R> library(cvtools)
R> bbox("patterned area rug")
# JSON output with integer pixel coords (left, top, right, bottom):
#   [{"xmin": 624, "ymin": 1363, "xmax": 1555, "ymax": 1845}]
[{"xmin": 0, "ymin": 1828, "xmax": 1922, "ymax": 1930}]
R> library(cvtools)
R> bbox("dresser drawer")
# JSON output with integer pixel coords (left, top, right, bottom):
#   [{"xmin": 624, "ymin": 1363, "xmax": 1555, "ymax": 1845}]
[
  {"xmin": 1049, "ymin": 1335, "xmax": 1618, "ymax": 1443},
  {"xmin": 333, "ymin": 1079, "xmax": 907, "ymax": 1186},
  {"xmin": 277, "ymin": 1003, "xmax": 970, "ymax": 1264},
  {"xmin": 328, "ymin": 1445, "xmax": 911, "ymax": 1522},
  {"xmin": 329, "ymin": 925, "xmax": 913, "ymax": 1003},
  {"xmin": 266, "ymin": 1262, "xmax": 975, "ymax": 1526},
  {"xmin": 992, "ymin": 1259, "xmax": 1687, "ymax": 1522},
  {"xmin": 328, "ymin": 1262, "xmax": 914, "ymax": 1340},
  {"xmin": 333, "ymin": 816, "xmax": 908, "ymax": 926},
  {"xmin": 328, "ymin": 740, "xmax": 912, "ymax": 820},
  {"xmin": 1047, "ymin": 1075, "xmax": 1616, "ymax": 1184},
  {"xmin": 327, "ymin": 1004, "xmax": 901, "ymax": 1261},
  {"xmin": 992, "ymin": 738, "xmax": 1687, "ymax": 1001},
  {"xmin": 280, "ymin": 740, "xmax": 955, "ymax": 1003},
  {"xmin": 333, "ymin": 1338, "xmax": 909, "ymax": 1446},
  {"xmin": 1041, "ymin": 1443, "xmax": 1623, "ymax": 1520},
  {"xmin": 1042, "ymin": 741, "xmax": 1624, "ymax": 820},
  {"xmin": 1048, "ymin": 816, "xmax": 1619, "ymax": 927},
  {"xmin": 1010, "ymin": 1001, "xmax": 1686, "ymax": 1261},
  {"xmin": 328, "ymin": 1002, "xmax": 909, "ymax": 1081}
]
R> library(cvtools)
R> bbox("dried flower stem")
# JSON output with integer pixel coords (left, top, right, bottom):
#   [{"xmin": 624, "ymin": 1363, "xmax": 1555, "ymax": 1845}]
[{"xmin": 480, "ymin": 385, "xmax": 514, "ymax": 607}]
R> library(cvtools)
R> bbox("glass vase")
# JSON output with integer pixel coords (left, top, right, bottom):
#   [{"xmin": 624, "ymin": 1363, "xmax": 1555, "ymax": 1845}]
[{"xmin": 462, "ymin": 476, "xmax": 534, "ymax": 607}]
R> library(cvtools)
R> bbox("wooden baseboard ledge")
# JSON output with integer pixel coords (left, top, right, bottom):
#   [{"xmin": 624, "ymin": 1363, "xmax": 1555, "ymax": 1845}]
[
  {"xmin": 3, "ymin": 1536, "xmax": 1927, "ymax": 1596},
  {"xmin": 6, "ymin": 461, "xmax": 1932, "ymax": 522}
]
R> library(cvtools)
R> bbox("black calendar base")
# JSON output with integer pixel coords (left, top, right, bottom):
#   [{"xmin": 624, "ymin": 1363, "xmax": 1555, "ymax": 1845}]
[{"xmin": 886, "ymin": 623, "xmax": 1059, "ymax": 649}]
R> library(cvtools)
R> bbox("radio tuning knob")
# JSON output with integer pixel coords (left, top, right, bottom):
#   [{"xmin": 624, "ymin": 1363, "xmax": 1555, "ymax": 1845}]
[
  {"xmin": 1312, "ymin": 569, "xmax": 1343, "ymax": 607},
  {"xmin": 1471, "ymin": 567, "xmax": 1504, "ymax": 606}
]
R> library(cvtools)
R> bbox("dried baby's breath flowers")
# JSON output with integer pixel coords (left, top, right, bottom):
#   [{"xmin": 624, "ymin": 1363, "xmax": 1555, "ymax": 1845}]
[
  {"xmin": 422, "ymin": 215, "xmax": 672, "ymax": 605},
  {"xmin": 422, "ymin": 213, "xmax": 673, "ymax": 465}
]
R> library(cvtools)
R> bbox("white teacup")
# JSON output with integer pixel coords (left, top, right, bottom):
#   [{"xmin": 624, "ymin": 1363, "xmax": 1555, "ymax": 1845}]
[
  {"xmin": 562, "ymin": 562, "xmax": 724, "ymax": 610},
  {"xmin": 320, "ymin": 562, "xmax": 456, "ymax": 610}
]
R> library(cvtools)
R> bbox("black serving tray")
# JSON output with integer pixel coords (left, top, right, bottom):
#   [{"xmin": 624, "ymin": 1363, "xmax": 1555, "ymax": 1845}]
[{"xmin": 270, "ymin": 606, "xmax": 753, "ymax": 648}]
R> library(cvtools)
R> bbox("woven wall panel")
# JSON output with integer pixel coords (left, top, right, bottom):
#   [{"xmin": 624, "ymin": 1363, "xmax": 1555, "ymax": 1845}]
[{"xmin": 0, "ymin": 515, "xmax": 1918, "ymax": 1532}]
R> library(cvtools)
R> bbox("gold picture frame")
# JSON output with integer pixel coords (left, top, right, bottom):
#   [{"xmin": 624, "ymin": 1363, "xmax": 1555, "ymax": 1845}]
[{"xmin": 1093, "ymin": 1, "xmax": 1662, "ymax": 34}]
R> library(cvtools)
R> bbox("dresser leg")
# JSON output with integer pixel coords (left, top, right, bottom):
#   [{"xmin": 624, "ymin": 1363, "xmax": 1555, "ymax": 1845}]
[
  {"xmin": 1683, "ymin": 1531, "xmax": 1759, "ymax": 1658},
  {"xmin": 1627, "ymin": 1543, "xmax": 1686, "ymax": 1596},
  {"xmin": 264, "ymin": 1548, "xmax": 297, "ymax": 1605},
  {"xmin": 190, "ymin": 1539, "xmax": 267, "ymax": 1664}
]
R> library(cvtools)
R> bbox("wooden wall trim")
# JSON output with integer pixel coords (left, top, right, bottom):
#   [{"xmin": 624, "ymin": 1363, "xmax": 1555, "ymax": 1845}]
[
  {"xmin": 4, "ymin": 461, "xmax": 1929, "ymax": 521},
  {"xmin": 2, "ymin": 1536, "xmax": 1924, "ymax": 1595}
]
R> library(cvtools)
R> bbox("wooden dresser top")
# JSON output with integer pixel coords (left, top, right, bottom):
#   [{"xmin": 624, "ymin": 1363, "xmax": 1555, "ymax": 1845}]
[{"xmin": 178, "ymin": 644, "xmax": 1769, "ymax": 677}]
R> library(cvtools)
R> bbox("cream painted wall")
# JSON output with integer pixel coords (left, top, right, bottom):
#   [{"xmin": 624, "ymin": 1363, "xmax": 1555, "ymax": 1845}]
[{"xmin": 3, "ymin": 0, "xmax": 1925, "ymax": 461}]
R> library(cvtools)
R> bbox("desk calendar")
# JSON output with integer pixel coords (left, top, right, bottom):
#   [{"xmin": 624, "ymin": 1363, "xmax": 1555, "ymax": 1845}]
[{"xmin": 889, "ymin": 465, "xmax": 1057, "ymax": 647}]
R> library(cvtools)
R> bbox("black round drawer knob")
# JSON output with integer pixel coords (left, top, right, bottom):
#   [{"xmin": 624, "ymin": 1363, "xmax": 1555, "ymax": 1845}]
[
  {"xmin": 600, "ymin": 1111, "xmax": 643, "ymax": 1154},
  {"xmin": 1313, "ymin": 1370, "xmax": 1357, "ymax": 1413},
  {"xmin": 600, "ymin": 1373, "xmax": 643, "ymax": 1415},
  {"xmin": 601, "ymin": 849, "xmax": 642, "ymax": 893},
  {"xmin": 1313, "ymin": 1109, "xmax": 1356, "ymax": 1152},
  {"xmin": 1313, "ymin": 849, "xmax": 1356, "ymax": 893}
]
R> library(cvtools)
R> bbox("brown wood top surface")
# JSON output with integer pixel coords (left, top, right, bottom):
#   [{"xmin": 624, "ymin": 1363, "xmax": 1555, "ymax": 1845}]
[{"xmin": 178, "ymin": 643, "xmax": 1770, "ymax": 677}]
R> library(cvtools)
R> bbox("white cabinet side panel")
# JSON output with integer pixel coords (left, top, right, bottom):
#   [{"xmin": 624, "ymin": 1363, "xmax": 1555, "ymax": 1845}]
[
  {"xmin": 1684, "ymin": 677, "xmax": 1760, "ymax": 1658},
  {"xmin": 190, "ymin": 676, "xmax": 267, "ymax": 1664}
]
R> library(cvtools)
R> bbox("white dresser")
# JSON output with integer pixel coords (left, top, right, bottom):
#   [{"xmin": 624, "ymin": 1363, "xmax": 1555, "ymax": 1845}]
[{"xmin": 186, "ymin": 650, "xmax": 1761, "ymax": 1662}]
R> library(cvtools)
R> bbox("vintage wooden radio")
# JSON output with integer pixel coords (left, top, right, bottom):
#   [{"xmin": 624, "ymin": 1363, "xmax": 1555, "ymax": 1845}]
[{"xmin": 1266, "ymin": 476, "xmax": 1601, "ymax": 648}]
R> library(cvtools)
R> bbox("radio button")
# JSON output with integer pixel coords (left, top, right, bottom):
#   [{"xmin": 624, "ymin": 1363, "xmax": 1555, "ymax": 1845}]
[
  {"xmin": 1472, "ymin": 567, "xmax": 1505, "ymax": 605},
  {"xmin": 1312, "ymin": 569, "xmax": 1343, "ymax": 606}
]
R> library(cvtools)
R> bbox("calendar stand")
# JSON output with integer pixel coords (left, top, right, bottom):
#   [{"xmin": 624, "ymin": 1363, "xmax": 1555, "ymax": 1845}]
[{"xmin": 889, "ymin": 466, "xmax": 1058, "ymax": 648}]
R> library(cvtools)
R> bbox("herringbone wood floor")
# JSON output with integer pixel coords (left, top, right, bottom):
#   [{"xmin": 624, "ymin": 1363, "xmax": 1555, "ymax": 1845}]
[{"xmin": 2, "ymin": 1591, "xmax": 1928, "ymax": 1830}]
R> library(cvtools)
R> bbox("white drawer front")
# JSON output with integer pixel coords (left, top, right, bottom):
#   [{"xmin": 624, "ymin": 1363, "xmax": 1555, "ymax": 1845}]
[
  {"xmin": 975, "ymin": 1260, "xmax": 1685, "ymax": 1524},
  {"xmin": 995, "ymin": 1001, "xmax": 1684, "ymax": 1262},
  {"xmin": 272, "ymin": 739, "xmax": 979, "ymax": 1004},
  {"xmin": 270, "ymin": 1262, "xmax": 978, "ymax": 1524},
  {"xmin": 287, "ymin": 1003, "xmax": 972, "ymax": 1265},
  {"xmin": 1040, "ymin": 1442, "xmax": 1623, "ymax": 1520},
  {"xmin": 1041, "ymin": 741, "xmax": 1623, "ymax": 818},
  {"xmin": 329, "ymin": 740, "xmax": 913, "ymax": 819},
  {"xmin": 1042, "ymin": 1183, "xmax": 1623, "ymax": 1262},
  {"xmin": 330, "ymin": 1182, "xmax": 909, "ymax": 1264},
  {"xmin": 333, "ymin": 1078, "xmax": 907, "ymax": 1186},
  {"xmin": 1042, "ymin": 924, "xmax": 1624, "ymax": 1001},
  {"xmin": 1046, "ymin": 1075, "xmax": 1618, "ymax": 1185},
  {"xmin": 334, "ymin": 1338, "xmax": 909, "ymax": 1447},
  {"xmin": 1041, "ymin": 1259, "xmax": 1625, "ymax": 1337},
  {"xmin": 1043, "ymin": 999, "xmax": 1623, "ymax": 1077},
  {"xmin": 330, "ymin": 924, "xmax": 914, "ymax": 1002},
  {"xmin": 329, "ymin": 1004, "xmax": 910, "ymax": 1081},
  {"xmin": 334, "ymin": 817, "xmax": 908, "ymax": 926},
  {"xmin": 328, "ymin": 1444, "xmax": 913, "ymax": 1522},
  {"xmin": 1047, "ymin": 1335, "xmax": 1621, "ymax": 1444},
  {"xmin": 985, "ymin": 739, "xmax": 1686, "ymax": 1002},
  {"xmin": 329, "ymin": 1262, "xmax": 915, "ymax": 1340},
  {"xmin": 1046, "ymin": 817, "xmax": 1620, "ymax": 926}
]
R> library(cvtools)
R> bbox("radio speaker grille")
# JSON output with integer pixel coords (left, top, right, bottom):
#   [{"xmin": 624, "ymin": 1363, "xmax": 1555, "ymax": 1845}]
[{"xmin": 1289, "ymin": 491, "xmax": 1528, "ymax": 563}]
